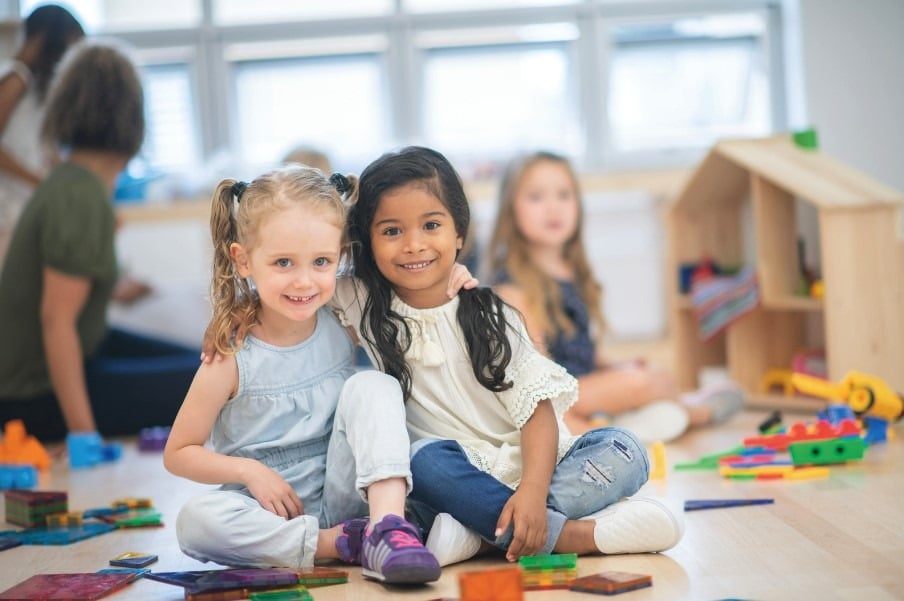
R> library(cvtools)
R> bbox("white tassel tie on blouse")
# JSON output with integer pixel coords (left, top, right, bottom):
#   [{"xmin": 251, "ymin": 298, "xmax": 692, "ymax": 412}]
[{"xmin": 407, "ymin": 314, "xmax": 445, "ymax": 366}]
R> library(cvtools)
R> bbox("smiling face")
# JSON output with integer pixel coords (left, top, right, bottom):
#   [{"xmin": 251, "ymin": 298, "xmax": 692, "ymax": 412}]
[
  {"xmin": 231, "ymin": 205, "xmax": 342, "ymax": 344},
  {"xmin": 512, "ymin": 159, "xmax": 580, "ymax": 251},
  {"xmin": 369, "ymin": 182, "xmax": 463, "ymax": 309}
]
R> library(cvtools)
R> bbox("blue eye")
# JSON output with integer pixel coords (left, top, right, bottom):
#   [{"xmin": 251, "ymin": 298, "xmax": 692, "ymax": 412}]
[
  {"xmin": 276, "ymin": 258, "xmax": 291, "ymax": 267},
  {"xmin": 314, "ymin": 257, "xmax": 330, "ymax": 267}
]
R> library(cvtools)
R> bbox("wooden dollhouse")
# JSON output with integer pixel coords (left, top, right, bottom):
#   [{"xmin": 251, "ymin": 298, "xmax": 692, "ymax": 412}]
[{"xmin": 667, "ymin": 135, "xmax": 904, "ymax": 405}]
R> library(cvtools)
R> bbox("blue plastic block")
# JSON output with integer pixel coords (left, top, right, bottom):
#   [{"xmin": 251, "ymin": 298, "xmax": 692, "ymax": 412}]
[{"xmin": 0, "ymin": 464, "xmax": 38, "ymax": 489}]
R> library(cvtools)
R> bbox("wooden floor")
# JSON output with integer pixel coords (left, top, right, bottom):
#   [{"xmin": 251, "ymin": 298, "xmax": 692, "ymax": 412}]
[{"xmin": 1, "ymin": 407, "xmax": 903, "ymax": 601}]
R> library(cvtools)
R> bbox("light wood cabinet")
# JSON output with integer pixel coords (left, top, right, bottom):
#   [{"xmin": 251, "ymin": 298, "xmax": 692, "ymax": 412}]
[{"xmin": 667, "ymin": 136, "xmax": 904, "ymax": 404}]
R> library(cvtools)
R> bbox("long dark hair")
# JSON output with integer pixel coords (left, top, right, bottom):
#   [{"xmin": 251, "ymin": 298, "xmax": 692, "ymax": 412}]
[
  {"xmin": 348, "ymin": 146, "xmax": 514, "ymax": 401},
  {"xmin": 24, "ymin": 4, "xmax": 85, "ymax": 101}
]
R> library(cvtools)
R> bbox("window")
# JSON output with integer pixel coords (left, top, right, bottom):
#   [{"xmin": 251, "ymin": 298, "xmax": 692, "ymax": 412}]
[
  {"xmin": 232, "ymin": 53, "xmax": 388, "ymax": 175},
  {"xmin": 17, "ymin": 2, "xmax": 784, "ymax": 180},
  {"xmin": 422, "ymin": 42, "xmax": 580, "ymax": 177},
  {"xmin": 606, "ymin": 12, "xmax": 772, "ymax": 158}
]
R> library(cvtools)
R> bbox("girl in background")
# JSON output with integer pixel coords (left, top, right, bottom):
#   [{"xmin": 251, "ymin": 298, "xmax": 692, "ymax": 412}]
[
  {"xmin": 0, "ymin": 4, "xmax": 84, "ymax": 262},
  {"xmin": 485, "ymin": 150, "xmax": 743, "ymax": 442},
  {"xmin": 333, "ymin": 146, "xmax": 683, "ymax": 567},
  {"xmin": 164, "ymin": 166, "xmax": 440, "ymax": 584}
]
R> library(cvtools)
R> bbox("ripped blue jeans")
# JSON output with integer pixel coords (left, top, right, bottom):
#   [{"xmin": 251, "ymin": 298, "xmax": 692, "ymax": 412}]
[{"xmin": 408, "ymin": 427, "xmax": 649, "ymax": 555}]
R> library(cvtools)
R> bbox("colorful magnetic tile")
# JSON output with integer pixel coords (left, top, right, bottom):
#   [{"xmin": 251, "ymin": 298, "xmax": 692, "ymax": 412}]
[
  {"xmin": 684, "ymin": 498, "xmax": 774, "ymax": 511},
  {"xmin": 6, "ymin": 522, "xmax": 116, "ymax": 545},
  {"xmin": 0, "ymin": 572, "xmax": 136, "ymax": 600},
  {"xmin": 294, "ymin": 566, "xmax": 348, "ymax": 587},
  {"xmin": 788, "ymin": 437, "xmax": 865, "ymax": 465},
  {"xmin": 459, "ymin": 567, "xmax": 523, "ymax": 601},
  {"xmin": 248, "ymin": 586, "xmax": 313, "ymax": 601},
  {"xmin": 518, "ymin": 553, "xmax": 577, "ymax": 571},
  {"xmin": 146, "ymin": 569, "xmax": 301, "ymax": 594},
  {"xmin": 111, "ymin": 497, "xmax": 153, "ymax": 509},
  {"xmin": 110, "ymin": 551, "xmax": 158, "ymax": 568},
  {"xmin": 569, "ymin": 571, "xmax": 652, "ymax": 595},
  {"xmin": 97, "ymin": 567, "xmax": 150, "ymax": 578},
  {"xmin": 0, "ymin": 535, "xmax": 22, "ymax": 551},
  {"xmin": 45, "ymin": 512, "xmax": 84, "ymax": 527}
]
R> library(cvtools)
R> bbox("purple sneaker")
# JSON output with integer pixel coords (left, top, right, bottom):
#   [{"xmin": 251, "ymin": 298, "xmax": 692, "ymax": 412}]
[
  {"xmin": 336, "ymin": 518, "xmax": 369, "ymax": 564},
  {"xmin": 361, "ymin": 514, "xmax": 441, "ymax": 584}
]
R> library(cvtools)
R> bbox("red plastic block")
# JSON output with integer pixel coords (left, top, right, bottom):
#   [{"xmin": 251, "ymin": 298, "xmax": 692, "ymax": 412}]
[{"xmin": 743, "ymin": 419, "xmax": 860, "ymax": 451}]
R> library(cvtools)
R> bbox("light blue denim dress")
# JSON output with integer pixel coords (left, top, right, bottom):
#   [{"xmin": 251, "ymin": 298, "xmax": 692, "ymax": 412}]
[{"xmin": 176, "ymin": 307, "xmax": 412, "ymax": 568}]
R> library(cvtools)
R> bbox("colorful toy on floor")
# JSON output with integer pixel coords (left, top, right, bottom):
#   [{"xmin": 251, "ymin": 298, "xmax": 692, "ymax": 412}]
[
  {"xmin": 0, "ymin": 419, "xmax": 51, "ymax": 470},
  {"xmin": 459, "ymin": 567, "xmax": 523, "ymax": 601},
  {"xmin": 684, "ymin": 498, "xmax": 774, "ymax": 511},
  {"xmin": 649, "ymin": 441, "xmax": 667, "ymax": 480},
  {"xmin": 146, "ymin": 567, "xmax": 348, "ymax": 598},
  {"xmin": 0, "ymin": 572, "xmax": 138, "ymax": 600},
  {"xmin": 138, "ymin": 426, "xmax": 170, "ymax": 452},
  {"xmin": 110, "ymin": 551, "xmax": 158, "ymax": 568},
  {"xmin": 4, "ymin": 489, "xmax": 67, "ymax": 527},
  {"xmin": 791, "ymin": 371, "xmax": 903, "ymax": 423},
  {"xmin": 518, "ymin": 553, "xmax": 577, "ymax": 591},
  {"xmin": 248, "ymin": 586, "xmax": 313, "ymax": 601},
  {"xmin": 0, "ymin": 463, "xmax": 38, "ymax": 490},
  {"xmin": 569, "ymin": 571, "xmax": 652, "ymax": 595},
  {"xmin": 0, "ymin": 522, "xmax": 116, "ymax": 545}
]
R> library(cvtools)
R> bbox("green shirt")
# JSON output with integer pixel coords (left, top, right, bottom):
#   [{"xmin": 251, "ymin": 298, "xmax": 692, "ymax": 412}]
[{"xmin": 0, "ymin": 162, "xmax": 117, "ymax": 398}]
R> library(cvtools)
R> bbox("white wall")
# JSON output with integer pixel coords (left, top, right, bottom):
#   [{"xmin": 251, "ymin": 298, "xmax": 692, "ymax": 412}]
[{"xmin": 792, "ymin": 0, "xmax": 904, "ymax": 192}]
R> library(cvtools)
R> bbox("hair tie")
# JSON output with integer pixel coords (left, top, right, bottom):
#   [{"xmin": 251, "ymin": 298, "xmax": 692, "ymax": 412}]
[
  {"xmin": 329, "ymin": 173, "xmax": 351, "ymax": 194},
  {"xmin": 231, "ymin": 181, "xmax": 248, "ymax": 201}
]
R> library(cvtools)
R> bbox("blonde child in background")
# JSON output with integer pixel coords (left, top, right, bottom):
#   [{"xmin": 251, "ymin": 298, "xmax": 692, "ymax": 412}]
[
  {"xmin": 163, "ymin": 166, "xmax": 440, "ymax": 584},
  {"xmin": 333, "ymin": 146, "xmax": 684, "ymax": 568},
  {"xmin": 485, "ymin": 150, "xmax": 744, "ymax": 442}
]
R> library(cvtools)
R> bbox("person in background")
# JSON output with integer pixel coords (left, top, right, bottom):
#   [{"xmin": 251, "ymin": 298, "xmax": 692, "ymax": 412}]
[
  {"xmin": 485, "ymin": 151, "xmax": 744, "ymax": 443},
  {"xmin": 166, "ymin": 166, "xmax": 440, "ymax": 583},
  {"xmin": 282, "ymin": 144, "xmax": 332, "ymax": 174},
  {"xmin": 0, "ymin": 4, "xmax": 84, "ymax": 264},
  {"xmin": 0, "ymin": 40, "xmax": 199, "ymax": 443}
]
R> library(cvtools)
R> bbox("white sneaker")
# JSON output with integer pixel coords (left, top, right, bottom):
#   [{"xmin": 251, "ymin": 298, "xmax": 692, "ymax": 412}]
[
  {"xmin": 610, "ymin": 399, "xmax": 690, "ymax": 444},
  {"xmin": 582, "ymin": 497, "xmax": 685, "ymax": 554},
  {"xmin": 425, "ymin": 512, "xmax": 482, "ymax": 567},
  {"xmin": 683, "ymin": 382, "xmax": 746, "ymax": 424}
]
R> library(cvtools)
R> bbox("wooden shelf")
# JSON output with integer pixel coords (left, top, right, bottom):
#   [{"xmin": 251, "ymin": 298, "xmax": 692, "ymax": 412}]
[{"xmin": 667, "ymin": 136, "xmax": 904, "ymax": 394}]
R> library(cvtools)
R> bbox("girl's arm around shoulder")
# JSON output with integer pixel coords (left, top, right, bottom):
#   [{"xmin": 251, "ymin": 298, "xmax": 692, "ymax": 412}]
[
  {"xmin": 163, "ymin": 356, "xmax": 241, "ymax": 484},
  {"xmin": 495, "ymin": 283, "xmax": 549, "ymax": 355}
]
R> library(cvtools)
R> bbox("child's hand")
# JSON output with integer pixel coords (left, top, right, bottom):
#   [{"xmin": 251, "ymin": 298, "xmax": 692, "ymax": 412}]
[
  {"xmin": 243, "ymin": 459, "xmax": 303, "ymax": 519},
  {"xmin": 495, "ymin": 484, "xmax": 548, "ymax": 561},
  {"xmin": 447, "ymin": 262, "xmax": 479, "ymax": 298}
]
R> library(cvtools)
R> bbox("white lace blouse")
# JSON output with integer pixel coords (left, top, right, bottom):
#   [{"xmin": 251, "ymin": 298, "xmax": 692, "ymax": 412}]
[{"xmin": 333, "ymin": 279, "xmax": 578, "ymax": 487}]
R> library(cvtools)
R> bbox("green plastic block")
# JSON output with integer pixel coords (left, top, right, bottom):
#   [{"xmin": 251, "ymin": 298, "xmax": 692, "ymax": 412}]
[
  {"xmin": 249, "ymin": 586, "xmax": 312, "ymax": 601},
  {"xmin": 789, "ymin": 437, "xmax": 865, "ymax": 465},
  {"xmin": 519, "ymin": 553, "xmax": 577, "ymax": 571}
]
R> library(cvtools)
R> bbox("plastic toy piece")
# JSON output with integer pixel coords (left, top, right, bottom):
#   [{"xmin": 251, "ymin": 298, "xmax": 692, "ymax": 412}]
[
  {"xmin": 0, "ymin": 572, "xmax": 136, "ymax": 600},
  {"xmin": 791, "ymin": 371, "xmax": 903, "ymax": 423},
  {"xmin": 760, "ymin": 369, "xmax": 795, "ymax": 396},
  {"xmin": 459, "ymin": 567, "xmax": 523, "ymax": 601},
  {"xmin": 788, "ymin": 437, "xmax": 865, "ymax": 466},
  {"xmin": 569, "ymin": 571, "xmax": 652, "ymax": 595},
  {"xmin": 742, "ymin": 420, "xmax": 860, "ymax": 451},
  {"xmin": 684, "ymin": 498, "xmax": 774, "ymax": 511},
  {"xmin": 138, "ymin": 426, "xmax": 170, "ymax": 451},
  {"xmin": 518, "ymin": 553, "xmax": 577, "ymax": 571},
  {"xmin": 0, "ymin": 419, "xmax": 51, "ymax": 470},
  {"xmin": 110, "ymin": 551, "xmax": 158, "ymax": 568},
  {"xmin": 4, "ymin": 489, "xmax": 67, "ymax": 527},
  {"xmin": 649, "ymin": 441, "xmax": 667, "ymax": 479},
  {"xmin": 862, "ymin": 415, "xmax": 889, "ymax": 444},
  {"xmin": 45, "ymin": 512, "xmax": 84, "ymax": 527},
  {"xmin": 112, "ymin": 497, "xmax": 153, "ymax": 509},
  {"xmin": 674, "ymin": 445, "xmax": 746, "ymax": 470},
  {"xmin": 0, "ymin": 522, "xmax": 117, "ymax": 546},
  {"xmin": 758, "ymin": 410, "xmax": 783, "ymax": 433},
  {"xmin": 0, "ymin": 464, "xmax": 38, "ymax": 490},
  {"xmin": 248, "ymin": 587, "xmax": 313, "ymax": 601}
]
